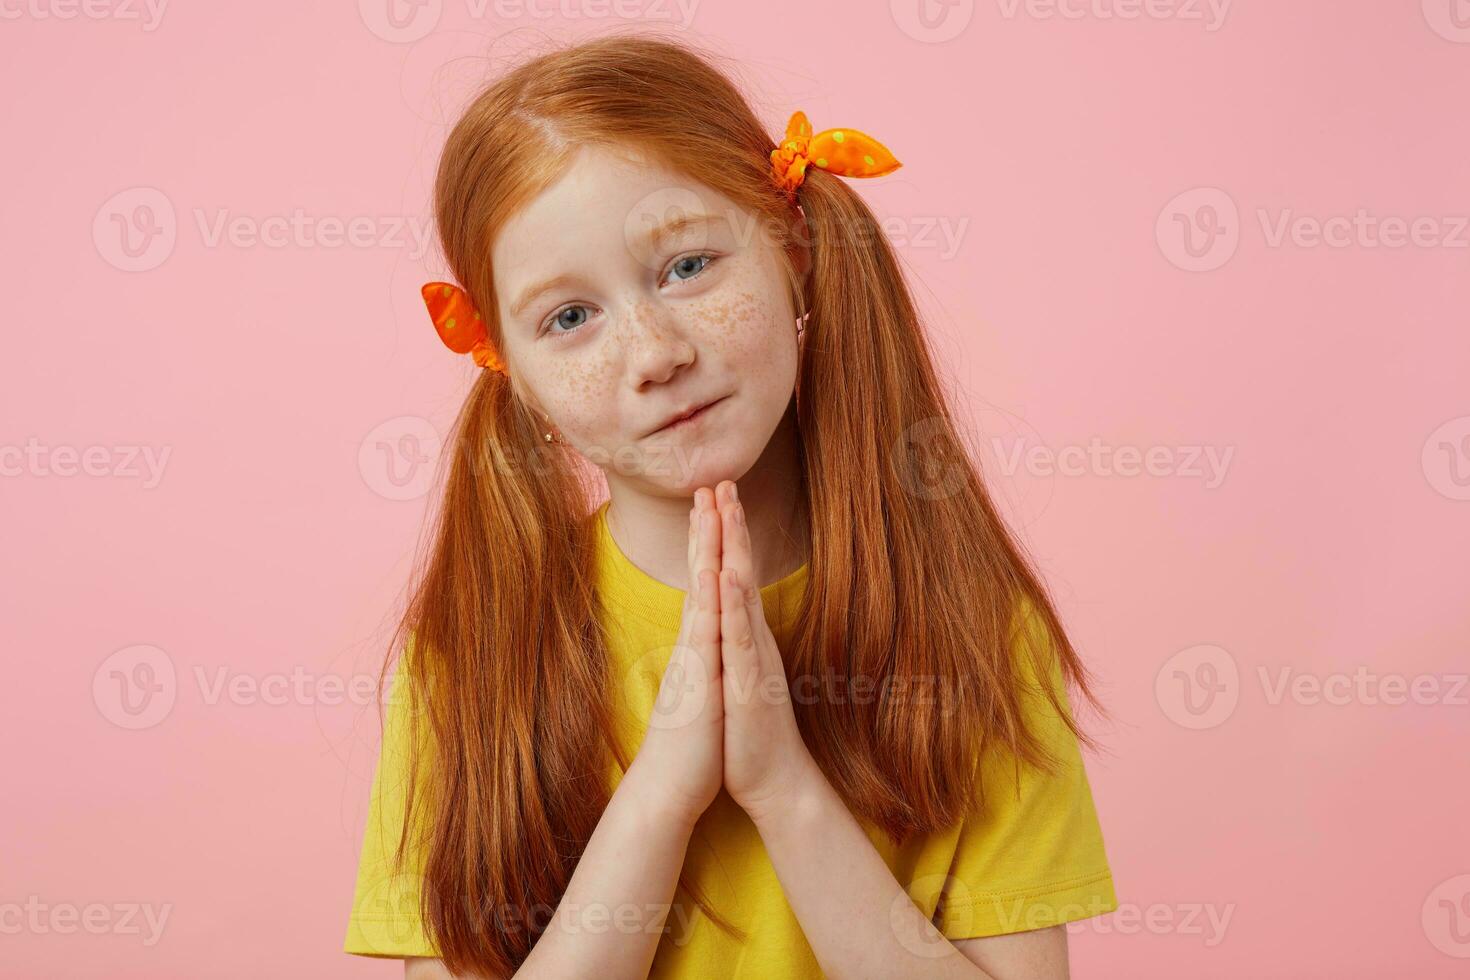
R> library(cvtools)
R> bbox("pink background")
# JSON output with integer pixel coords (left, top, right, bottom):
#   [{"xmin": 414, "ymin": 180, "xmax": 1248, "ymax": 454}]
[{"xmin": 3, "ymin": 2, "xmax": 1468, "ymax": 977}]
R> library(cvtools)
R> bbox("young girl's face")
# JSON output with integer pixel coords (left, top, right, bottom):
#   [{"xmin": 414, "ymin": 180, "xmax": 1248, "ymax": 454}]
[{"xmin": 490, "ymin": 143, "xmax": 804, "ymax": 496}]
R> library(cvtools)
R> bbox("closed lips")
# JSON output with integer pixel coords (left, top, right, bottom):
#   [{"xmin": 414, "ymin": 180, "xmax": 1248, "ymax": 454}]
[{"xmin": 651, "ymin": 396, "xmax": 725, "ymax": 434}]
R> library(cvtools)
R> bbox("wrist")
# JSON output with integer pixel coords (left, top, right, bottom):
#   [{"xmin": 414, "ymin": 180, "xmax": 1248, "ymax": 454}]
[
  {"xmin": 745, "ymin": 753, "xmax": 828, "ymax": 835},
  {"xmin": 616, "ymin": 761, "xmax": 703, "ymax": 836}
]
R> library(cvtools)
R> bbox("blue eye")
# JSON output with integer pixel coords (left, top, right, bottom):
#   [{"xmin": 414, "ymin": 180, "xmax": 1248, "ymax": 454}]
[
  {"xmin": 665, "ymin": 253, "xmax": 714, "ymax": 283},
  {"xmin": 547, "ymin": 305, "xmax": 591, "ymax": 335}
]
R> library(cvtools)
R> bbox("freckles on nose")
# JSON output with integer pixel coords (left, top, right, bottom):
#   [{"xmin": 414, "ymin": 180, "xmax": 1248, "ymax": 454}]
[
  {"xmin": 617, "ymin": 298, "xmax": 684, "ymax": 360},
  {"xmin": 622, "ymin": 299, "xmax": 664, "ymax": 341}
]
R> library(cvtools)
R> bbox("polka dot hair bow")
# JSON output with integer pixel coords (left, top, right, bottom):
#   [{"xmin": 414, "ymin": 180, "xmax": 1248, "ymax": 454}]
[
  {"xmin": 420, "ymin": 282, "xmax": 508, "ymax": 375},
  {"xmin": 769, "ymin": 109, "xmax": 902, "ymax": 200}
]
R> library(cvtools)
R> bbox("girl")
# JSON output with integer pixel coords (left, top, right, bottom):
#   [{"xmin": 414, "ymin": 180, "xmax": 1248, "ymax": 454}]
[{"xmin": 345, "ymin": 32, "xmax": 1117, "ymax": 980}]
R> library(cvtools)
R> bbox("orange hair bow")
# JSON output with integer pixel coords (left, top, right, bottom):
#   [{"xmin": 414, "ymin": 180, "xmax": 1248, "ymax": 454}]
[
  {"xmin": 769, "ymin": 109, "xmax": 902, "ymax": 199},
  {"xmin": 420, "ymin": 282, "xmax": 507, "ymax": 374}
]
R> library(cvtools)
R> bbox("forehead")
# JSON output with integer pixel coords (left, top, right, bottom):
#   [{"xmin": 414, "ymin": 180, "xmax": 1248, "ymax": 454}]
[{"xmin": 490, "ymin": 143, "xmax": 744, "ymax": 286}]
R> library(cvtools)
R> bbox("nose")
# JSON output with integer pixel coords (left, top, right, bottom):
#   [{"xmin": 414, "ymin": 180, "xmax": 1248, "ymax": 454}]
[{"xmin": 617, "ymin": 298, "xmax": 695, "ymax": 386}]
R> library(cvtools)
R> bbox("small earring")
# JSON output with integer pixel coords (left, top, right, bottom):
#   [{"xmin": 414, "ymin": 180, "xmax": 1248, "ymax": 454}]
[{"xmin": 542, "ymin": 413, "xmax": 561, "ymax": 444}]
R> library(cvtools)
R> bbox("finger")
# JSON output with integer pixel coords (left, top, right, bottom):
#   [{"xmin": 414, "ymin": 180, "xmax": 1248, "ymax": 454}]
[
  {"xmin": 684, "ymin": 501, "xmax": 698, "ymax": 614},
  {"xmin": 717, "ymin": 482, "xmax": 756, "ymax": 606},
  {"xmin": 691, "ymin": 567, "xmax": 723, "ymax": 691},
  {"xmin": 694, "ymin": 487, "xmax": 722, "ymax": 596},
  {"xmin": 720, "ymin": 567, "xmax": 760, "ymax": 706},
  {"xmin": 661, "ymin": 568, "xmax": 721, "ymax": 733},
  {"xmin": 717, "ymin": 484, "xmax": 778, "ymax": 675}
]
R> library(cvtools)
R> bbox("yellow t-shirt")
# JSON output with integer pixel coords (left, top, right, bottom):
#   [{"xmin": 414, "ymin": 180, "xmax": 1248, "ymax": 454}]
[{"xmin": 344, "ymin": 500, "xmax": 1118, "ymax": 975}]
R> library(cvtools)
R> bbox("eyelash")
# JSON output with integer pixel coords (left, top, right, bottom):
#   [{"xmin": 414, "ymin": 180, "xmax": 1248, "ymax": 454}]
[{"xmin": 539, "ymin": 252, "xmax": 719, "ymax": 338}]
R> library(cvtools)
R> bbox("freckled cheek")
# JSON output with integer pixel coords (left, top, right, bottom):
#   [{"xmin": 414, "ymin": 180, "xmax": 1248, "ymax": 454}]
[
  {"xmin": 532, "ymin": 351, "xmax": 621, "ymax": 440},
  {"xmin": 684, "ymin": 290, "xmax": 786, "ymax": 366}
]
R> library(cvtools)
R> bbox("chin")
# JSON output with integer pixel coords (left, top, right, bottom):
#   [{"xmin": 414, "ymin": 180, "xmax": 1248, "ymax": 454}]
[{"xmin": 640, "ymin": 437, "xmax": 753, "ymax": 495}]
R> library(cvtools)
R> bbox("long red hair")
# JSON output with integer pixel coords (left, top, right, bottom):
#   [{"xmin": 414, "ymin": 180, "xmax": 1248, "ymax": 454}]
[{"xmin": 375, "ymin": 29, "xmax": 1110, "ymax": 978}]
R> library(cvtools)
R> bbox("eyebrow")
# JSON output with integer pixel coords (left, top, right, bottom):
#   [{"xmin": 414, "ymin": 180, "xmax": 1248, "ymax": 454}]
[{"xmin": 507, "ymin": 211, "xmax": 725, "ymax": 320}]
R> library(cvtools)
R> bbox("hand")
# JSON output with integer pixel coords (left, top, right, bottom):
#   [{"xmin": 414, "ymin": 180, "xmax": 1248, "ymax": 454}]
[
  {"xmin": 625, "ymin": 488, "xmax": 726, "ymax": 830},
  {"xmin": 710, "ymin": 480, "xmax": 819, "ymax": 824}
]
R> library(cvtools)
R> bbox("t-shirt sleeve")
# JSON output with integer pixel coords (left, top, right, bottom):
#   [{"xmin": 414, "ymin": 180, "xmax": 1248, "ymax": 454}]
[
  {"xmin": 343, "ymin": 641, "xmax": 443, "ymax": 959},
  {"xmin": 934, "ymin": 597, "xmax": 1119, "ymax": 940}
]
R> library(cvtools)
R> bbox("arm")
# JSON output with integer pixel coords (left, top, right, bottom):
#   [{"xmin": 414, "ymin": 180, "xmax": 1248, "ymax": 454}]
[
  {"xmin": 746, "ymin": 760, "xmax": 1002, "ymax": 980},
  {"xmin": 401, "ymin": 764, "xmax": 699, "ymax": 980},
  {"xmin": 953, "ymin": 928, "xmax": 1069, "ymax": 979},
  {"xmin": 709, "ymin": 480, "xmax": 1069, "ymax": 979},
  {"xmin": 402, "ymin": 495, "xmax": 731, "ymax": 979},
  {"xmin": 749, "ymin": 764, "xmax": 1069, "ymax": 979},
  {"xmin": 518, "ymin": 763, "xmax": 700, "ymax": 978}
]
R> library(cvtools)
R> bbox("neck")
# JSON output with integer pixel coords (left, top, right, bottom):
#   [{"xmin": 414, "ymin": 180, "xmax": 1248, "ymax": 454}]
[{"xmin": 605, "ymin": 399, "xmax": 808, "ymax": 593}]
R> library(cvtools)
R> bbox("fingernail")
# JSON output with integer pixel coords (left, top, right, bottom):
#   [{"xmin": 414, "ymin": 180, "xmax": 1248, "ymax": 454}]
[
  {"xmin": 730, "ymin": 483, "xmax": 739, "ymax": 502},
  {"xmin": 735, "ymin": 502, "xmax": 745, "ymax": 526}
]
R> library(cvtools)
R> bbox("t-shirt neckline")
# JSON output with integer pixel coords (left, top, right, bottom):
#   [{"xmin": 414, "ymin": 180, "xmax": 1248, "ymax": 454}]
[{"xmin": 592, "ymin": 499, "xmax": 809, "ymax": 633}]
